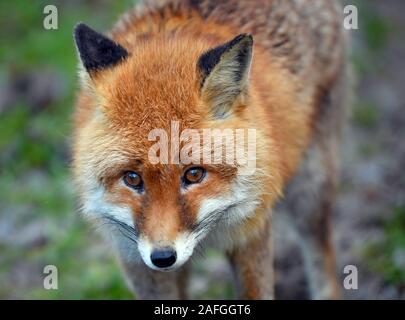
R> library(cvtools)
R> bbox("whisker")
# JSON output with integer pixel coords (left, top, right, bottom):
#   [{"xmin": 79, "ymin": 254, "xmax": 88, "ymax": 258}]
[{"xmin": 88, "ymin": 214, "xmax": 139, "ymax": 244}]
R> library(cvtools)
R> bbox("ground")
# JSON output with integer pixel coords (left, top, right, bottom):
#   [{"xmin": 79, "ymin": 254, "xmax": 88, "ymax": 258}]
[{"xmin": 0, "ymin": 0, "xmax": 404, "ymax": 299}]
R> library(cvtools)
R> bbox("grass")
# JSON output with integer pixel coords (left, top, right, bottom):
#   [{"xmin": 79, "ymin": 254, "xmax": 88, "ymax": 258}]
[
  {"xmin": 364, "ymin": 207, "xmax": 405, "ymax": 286},
  {"xmin": 0, "ymin": 0, "xmax": 135, "ymax": 299},
  {"xmin": 362, "ymin": 11, "xmax": 391, "ymax": 52},
  {"xmin": 350, "ymin": 1, "xmax": 392, "ymax": 76},
  {"xmin": 352, "ymin": 101, "xmax": 379, "ymax": 129},
  {"xmin": 352, "ymin": 4, "xmax": 405, "ymax": 289}
]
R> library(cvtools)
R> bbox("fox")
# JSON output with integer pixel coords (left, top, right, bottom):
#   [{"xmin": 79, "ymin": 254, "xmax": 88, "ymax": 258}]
[{"xmin": 72, "ymin": 0, "xmax": 350, "ymax": 299}]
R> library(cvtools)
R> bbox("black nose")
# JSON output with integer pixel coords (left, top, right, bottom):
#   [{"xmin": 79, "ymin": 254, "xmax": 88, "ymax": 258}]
[{"xmin": 150, "ymin": 248, "xmax": 177, "ymax": 268}]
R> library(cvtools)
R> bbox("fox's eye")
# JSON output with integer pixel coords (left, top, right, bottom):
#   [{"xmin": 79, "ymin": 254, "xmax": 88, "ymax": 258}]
[
  {"xmin": 123, "ymin": 171, "xmax": 143, "ymax": 190},
  {"xmin": 183, "ymin": 167, "xmax": 206, "ymax": 185}
]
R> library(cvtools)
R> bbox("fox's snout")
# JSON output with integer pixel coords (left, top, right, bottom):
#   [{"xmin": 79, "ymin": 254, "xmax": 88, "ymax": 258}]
[{"xmin": 137, "ymin": 232, "xmax": 197, "ymax": 271}]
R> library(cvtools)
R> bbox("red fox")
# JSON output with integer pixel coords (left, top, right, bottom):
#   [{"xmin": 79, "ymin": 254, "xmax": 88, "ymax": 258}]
[{"xmin": 72, "ymin": 0, "xmax": 349, "ymax": 299}]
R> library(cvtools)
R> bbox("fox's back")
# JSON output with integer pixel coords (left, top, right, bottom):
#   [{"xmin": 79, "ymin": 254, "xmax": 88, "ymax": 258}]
[{"xmin": 114, "ymin": 0, "xmax": 345, "ymax": 96}]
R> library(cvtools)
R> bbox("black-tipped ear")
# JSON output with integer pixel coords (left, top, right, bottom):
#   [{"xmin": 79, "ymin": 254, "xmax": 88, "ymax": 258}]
[
  {"xmin": 197, "ymin": 34, "xmax": 253, "ymax": 88},
  {"xmin": 73, "ymin": 23, "xmax": 128, "ymax": 72},
  {"xmin": 197, "ymin": 34, "xmax": 253, "ymax": 118}
]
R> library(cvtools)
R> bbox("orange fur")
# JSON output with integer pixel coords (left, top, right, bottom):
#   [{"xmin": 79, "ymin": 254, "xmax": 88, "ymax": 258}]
[{"xmin": 73, "ymin": 21, "xmax": 314, "ymax": 241}]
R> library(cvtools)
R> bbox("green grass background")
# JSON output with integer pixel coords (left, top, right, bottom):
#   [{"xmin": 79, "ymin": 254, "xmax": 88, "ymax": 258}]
[{"xmin": 0, "ymin": 0, "xmax": 136, "ymax": 299}]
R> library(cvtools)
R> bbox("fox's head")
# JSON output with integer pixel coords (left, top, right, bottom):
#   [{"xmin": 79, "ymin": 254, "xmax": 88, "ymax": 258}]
[{"xmin": 72, "ymin": 23, "xmax": 278, "ymax": 271}]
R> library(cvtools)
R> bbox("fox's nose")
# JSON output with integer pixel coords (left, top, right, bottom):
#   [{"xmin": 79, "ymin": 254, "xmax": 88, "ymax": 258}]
[{"xmin": 150, "ymin": 248, "xmax": 177, "ymax": 268}]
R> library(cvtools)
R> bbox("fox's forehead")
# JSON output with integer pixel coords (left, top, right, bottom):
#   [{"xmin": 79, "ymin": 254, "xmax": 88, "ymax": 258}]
[
  {"xmin": 95, "ymin": 38, "xmax": 209, "ymax": 135},
  {"xmin": 81, "ymin": 112, "xmax": 238, "ymax": 183}
]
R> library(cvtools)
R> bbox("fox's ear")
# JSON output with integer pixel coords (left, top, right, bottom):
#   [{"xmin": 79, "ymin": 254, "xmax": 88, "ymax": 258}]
[
  {"xmin": 73, "ymin": 23, "xmax": 128, "ymax": 73},
  {"xmin": 197, "ymin": 34, "xmax": 253, "ymax": 118}
]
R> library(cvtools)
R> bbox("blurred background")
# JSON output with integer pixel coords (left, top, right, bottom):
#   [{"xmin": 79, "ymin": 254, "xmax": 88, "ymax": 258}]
[{"xmin": 0, "ymin": 0, "xmax": 404, "ymax": 299}]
